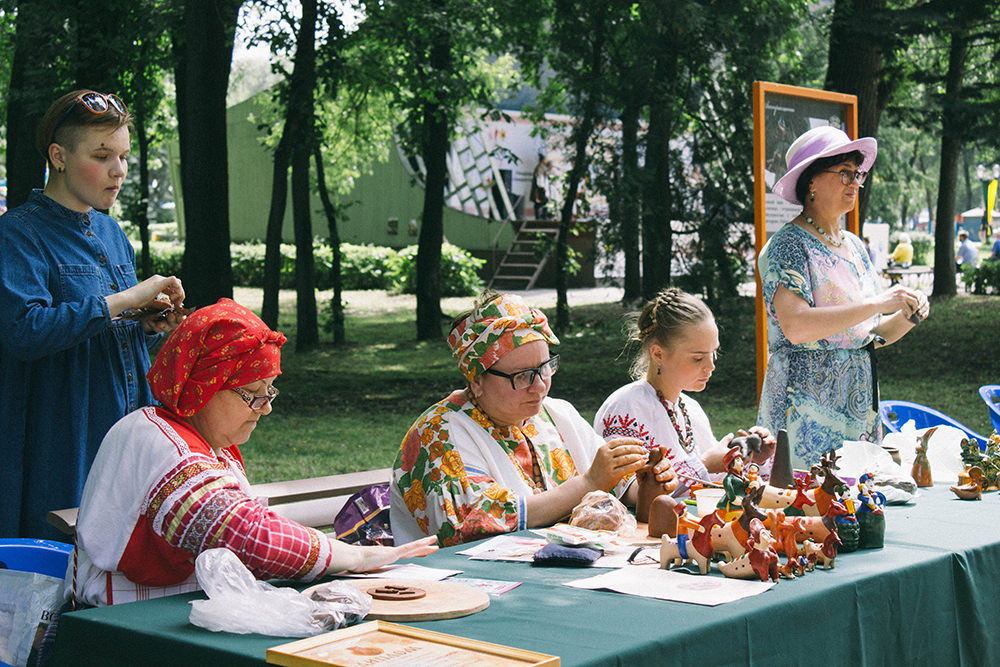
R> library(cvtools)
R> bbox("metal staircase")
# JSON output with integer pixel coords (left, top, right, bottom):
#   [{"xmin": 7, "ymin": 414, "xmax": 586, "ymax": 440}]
[
  {"xmin": 439, "ymin": 117, "xmax": 556, "ymax": 290},
  {"xmin": 487, "ymin": 218, "xmax": 559, "ymax": 290}
]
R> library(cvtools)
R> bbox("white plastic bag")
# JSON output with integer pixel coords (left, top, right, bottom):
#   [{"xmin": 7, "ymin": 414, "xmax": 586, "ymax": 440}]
[
  {"xmin": 188, "ymin": 549, "xmax": 370, "ymax": 637},
  {"xmin": 0, "ymin": 570, "xmax": 64, "ymax": 667}
]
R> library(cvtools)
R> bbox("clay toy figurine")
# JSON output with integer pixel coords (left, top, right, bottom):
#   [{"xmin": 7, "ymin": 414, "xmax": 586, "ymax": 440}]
[
  {"xmin": 759, "ymin": 445, "xmax": 844, "ymax": 517},
  {"xmin": 635, "ymin": 446, "xmax": 678, "ymax": 525},
  {"xmin": 716, "ymin": 518, "xmax": 780, "ymax": 582},
  {"xmin": 746, "ymin": 462, "xmax": 761, "ymax": 489},
  {"xmin": 717, "ymin": 446, "xmax": 748, "ymax": 520},
  {"xmin": 768, "ymin": 509, "xmax": 808, "ymax": 579},
  {"xmin": 958, "ymin": 435, "xmax": 1000, "ymax": 490},
  {"xmin": 855, "ymin": 472, "xmax": 887, "ymax": 549},
  {"xmin": 659, "ymin": 504, "xmax": 721, "ymax": 575},
  {"xmin": 707, "ymin": 485, "xmax": 768, "ymax": 562},
  {"xmin": 802, "ymin": 532, "xmax": 841, "ymax": 570},
  {"xmin": 911, "ymin": 427, "xmax": 937, "ymax": 487},
  {"xmin": 951, "ymin": 466, "xmax": 986, "ymax": 501}
]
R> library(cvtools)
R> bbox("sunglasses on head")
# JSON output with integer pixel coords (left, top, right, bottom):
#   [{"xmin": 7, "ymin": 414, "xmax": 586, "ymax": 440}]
[{"xmin": 52, "ymin": 92, "xmax": 128, "ymax": 136}]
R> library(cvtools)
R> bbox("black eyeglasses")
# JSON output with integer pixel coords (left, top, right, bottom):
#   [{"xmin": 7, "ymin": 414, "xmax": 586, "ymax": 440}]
[
  {"xmin": 824, "ymin": 169, "xmax": 867, "ymax": 186},
  {"xmin": 52, "ymin": 92, "xmax": 128, "ymax": 135},
  {"xmin": 229, "ymin": 385, "xmax": 279, "ymax": 410},
  {"xmin": 486, "ymin": 355, "xmax": 559, "ymax": 391}
]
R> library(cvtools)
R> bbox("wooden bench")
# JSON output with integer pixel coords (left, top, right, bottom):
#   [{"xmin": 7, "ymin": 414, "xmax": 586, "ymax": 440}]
[
  {"xmin": 46, "ymin": 467, "xmax": 392, "ymax": 537},
  {"xmin": 882, "ymin": 265, "xmax": 932, "ymax": 287}
]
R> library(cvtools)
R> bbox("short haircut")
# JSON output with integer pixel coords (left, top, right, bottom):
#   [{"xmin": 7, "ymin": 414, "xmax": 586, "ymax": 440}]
[{"xmin": 35, "ymin": 90, "xmax": 133, "ymax": 166}]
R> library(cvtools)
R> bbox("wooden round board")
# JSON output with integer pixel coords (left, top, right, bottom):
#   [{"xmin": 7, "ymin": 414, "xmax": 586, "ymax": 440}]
[{"xmin": 303, "ymin": 578, "xmax": 489, "ymax": 622}]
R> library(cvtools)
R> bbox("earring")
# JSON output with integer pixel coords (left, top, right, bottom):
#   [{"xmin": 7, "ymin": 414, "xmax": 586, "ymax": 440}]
[
  {"xmin": 57, "ymin": 167, "xmax": 63, "ymax": 173},
  {"xmin": 657, "ymin": 364, "xmax": 661, "ymax": 376},
  {"xmin": 809, "ymin": 190, "xmax": 815, "ymax": 203}
]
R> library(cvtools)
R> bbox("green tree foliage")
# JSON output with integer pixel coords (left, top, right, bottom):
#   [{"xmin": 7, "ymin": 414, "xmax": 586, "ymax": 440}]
[{"xmin": 356, "ymin": 0, "xmax": 530, "ymax": 340}]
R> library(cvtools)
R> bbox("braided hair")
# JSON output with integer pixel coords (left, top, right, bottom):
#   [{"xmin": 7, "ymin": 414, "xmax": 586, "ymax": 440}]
[{"xmin": 627, "ymin": 288, "xmax": 714, "ymax": 380}]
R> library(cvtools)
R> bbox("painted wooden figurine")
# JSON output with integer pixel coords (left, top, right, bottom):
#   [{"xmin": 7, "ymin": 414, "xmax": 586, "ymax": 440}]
[
  {"xmin": 717, "ymin": 446, "xmax": 747, "ymax": 520},
  {"xmin": 716, "ymin": 518, "xmax": 780, "ymax": 582},
  {"xmin": 911, "ymin": 427, "xmax": 936, "ymax": 488},
  {"xmin": 855, "ymin": 472, "xmax": 886, "ymax": 549},
  {"xmin": 951, "ymin": 466, "xmax": 985, "ymax": 501}
]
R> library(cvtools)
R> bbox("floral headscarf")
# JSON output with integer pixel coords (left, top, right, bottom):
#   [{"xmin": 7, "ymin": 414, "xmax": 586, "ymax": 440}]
[
  {"xmin": 147, "ymin": 298, "xmax": 286, "ymax": 417},
  {"xmin": 448, "ymin": 293, "xmax": 559, "ymax": 381}
]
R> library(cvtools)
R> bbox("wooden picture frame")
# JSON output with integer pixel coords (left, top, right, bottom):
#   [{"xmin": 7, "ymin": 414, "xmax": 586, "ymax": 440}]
[
  {"xmin": 752, "ymin": 81, "xmax": 860, "ymax": 400},
  {"xmin": 266, "ymin": 620, "xmax": 560, "ymax": 667}
]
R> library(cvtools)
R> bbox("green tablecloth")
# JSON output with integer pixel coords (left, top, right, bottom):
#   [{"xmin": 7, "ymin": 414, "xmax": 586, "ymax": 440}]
[{"xmin": 49, "ymin": 485, "xmax": 1000, "ymax": 666}]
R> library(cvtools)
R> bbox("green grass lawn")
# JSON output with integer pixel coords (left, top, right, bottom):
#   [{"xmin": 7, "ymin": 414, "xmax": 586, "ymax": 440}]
[{"xmin": 241, "ymin": 289, "xmax": 1000, "ymax": 485}]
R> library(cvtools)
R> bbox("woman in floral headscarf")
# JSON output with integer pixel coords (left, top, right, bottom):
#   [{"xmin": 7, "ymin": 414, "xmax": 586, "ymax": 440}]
[
  {"xmin": 390, "ymin": 290, "xmax": 677, "ymax": 547},
  {"xmin": 70, "ymin": 299, "xmax": 436, "ymax": 607}
]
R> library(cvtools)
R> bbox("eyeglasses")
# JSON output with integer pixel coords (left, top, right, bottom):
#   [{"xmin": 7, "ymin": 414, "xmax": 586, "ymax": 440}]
[
  {"xmin": 824, "ymin": 169, "xmax": 867, "ymax": 186},
  {"xmin": 229, "ymin": 385, "xmax": 279, "ymax": 410},
  {"xmin": 52, "ymin": 92, "xmax": 128, "ymax": 135},
  {"xmin": 486, "ymin": 355, "xmax": 559, "ymax": 391}
]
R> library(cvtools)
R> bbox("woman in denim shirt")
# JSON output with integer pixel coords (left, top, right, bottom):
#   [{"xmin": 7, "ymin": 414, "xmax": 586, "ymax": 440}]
[{"xmin": 0, "ymin": 91, "xmax": 187, "ymax": 539}]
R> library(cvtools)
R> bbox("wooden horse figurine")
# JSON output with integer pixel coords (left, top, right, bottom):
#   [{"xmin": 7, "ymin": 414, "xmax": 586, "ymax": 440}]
[
  {"xmin": 709, "ymin": 485, "xmax": 768, "ymax": 562},
  {"xmin": 660, "ymin": 504, "xmax": 724, "ymax": 574},
  {"xmin": 768, "ymin": 509, "xmax": 807, "ymax": 579}
]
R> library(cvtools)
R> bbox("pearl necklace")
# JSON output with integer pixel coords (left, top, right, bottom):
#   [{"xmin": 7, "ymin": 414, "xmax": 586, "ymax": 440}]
[
  {"xmin": 804, "ymin": 216, "xmax": 843, "ymax": 247},
  {"xmin": 657, "ymin": 391, "xmax": 695, "ymax": 453}
]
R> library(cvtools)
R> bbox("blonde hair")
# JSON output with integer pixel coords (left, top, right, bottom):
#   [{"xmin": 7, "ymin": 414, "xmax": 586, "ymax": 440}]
[{"xmin": 627, "ymin": 288, "xmax": 714, "ymax": 380}]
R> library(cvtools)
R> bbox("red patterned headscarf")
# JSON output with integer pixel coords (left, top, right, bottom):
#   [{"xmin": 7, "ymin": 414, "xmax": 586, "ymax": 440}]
[{"xmin": 147, "ymin": 298, "xmax": 286, "ymax": 417}]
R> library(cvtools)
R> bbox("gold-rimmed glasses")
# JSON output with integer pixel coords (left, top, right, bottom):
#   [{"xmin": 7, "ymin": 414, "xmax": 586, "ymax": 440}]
[{"xmin": 229, "ymin": 385, "xmax": 279, "ymax": 410}]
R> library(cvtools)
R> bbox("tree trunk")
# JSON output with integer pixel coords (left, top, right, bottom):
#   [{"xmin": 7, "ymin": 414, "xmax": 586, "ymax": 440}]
[
  {"xmin": 415, "ymin": 38, "xmax": 451, "ymax": 342},
  {"xmin": 620, "ymin": 99, "xmax": 642, "ymax": 304},
  {"xmin": 135, "ymin": 117, "xmax": 152, "ymax": 278},
  {"xmin": 261, "ymin": 129, "xmax": 292, "ymax": 329},
  {"xmin": 825, "ymin": 0, "xmax": 889, "ymax": 231},
  {"xmin": 641, "ymin": 36, "xmax": 677, "ymax": 301},
  {"xmin": 315, "ymin": 147, "xmax": 346, "ymax": 346},
  {"xmin": 932, "ymin": 26, "xmax": 969, "ymax": 299},
  {"xmin": 175, "ymin": 0, "xmax": 241, "ymax": 307},
  {"xmin": 6, "ymin": 0, "xmax": 65, "ymax": 209},
  {"xmin": 290, "ymin": 0, "xmax": 319, "ymax": 350}
]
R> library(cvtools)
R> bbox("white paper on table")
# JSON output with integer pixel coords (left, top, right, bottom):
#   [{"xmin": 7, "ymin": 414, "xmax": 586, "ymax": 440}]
[
  {"xmin": 457, "ymin": 535, "xmax": 546, "ymax": 562},
  {"xmin": 565, "ymin": 566, "xmax": 774, "ymax": 606},
  {"xmin": 335, "ymin": 563, "xmax": 462, "ymax": 580}
]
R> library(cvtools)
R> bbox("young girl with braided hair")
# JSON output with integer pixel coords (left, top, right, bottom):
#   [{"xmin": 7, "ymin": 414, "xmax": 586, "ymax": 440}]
[{"xmin": 595, "ymin": 288, "xmax": 775, "ymax": 498}]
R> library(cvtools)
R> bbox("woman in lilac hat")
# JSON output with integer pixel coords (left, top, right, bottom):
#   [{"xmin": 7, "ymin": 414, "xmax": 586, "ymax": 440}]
[{"xmin": 757, "ymin": 126, "xmax": 929, "ymax": 469}]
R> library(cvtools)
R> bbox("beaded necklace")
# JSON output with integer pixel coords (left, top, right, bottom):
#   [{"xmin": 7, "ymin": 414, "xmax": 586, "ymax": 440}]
[
  {"xmin": 804, "ymin": 216, "xmax": 843, "ymax": 247},
  {"xmin": 656, "ymin": 391, "xmax": 695, "ymax": 453}
]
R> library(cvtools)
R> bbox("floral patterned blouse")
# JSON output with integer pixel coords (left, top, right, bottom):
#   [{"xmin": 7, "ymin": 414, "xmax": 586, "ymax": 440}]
[
  {"xmin": 756, "ymin": 222, "xmax": 883, "ymax": 468},
  {"xmin": 390, "ymin": 390, "xmax": 627, "ymax": 546}
]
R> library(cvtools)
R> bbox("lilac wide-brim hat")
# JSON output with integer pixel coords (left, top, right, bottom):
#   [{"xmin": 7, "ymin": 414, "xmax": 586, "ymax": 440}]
[{"xmin": 772, "ymin": 126, "xmax": 878, "ymax": 206}]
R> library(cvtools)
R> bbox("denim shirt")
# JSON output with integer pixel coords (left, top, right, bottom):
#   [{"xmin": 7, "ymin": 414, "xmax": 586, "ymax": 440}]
[{"xmin": 0, "ymin": 189, "xmax": 161, "ymax": 538}]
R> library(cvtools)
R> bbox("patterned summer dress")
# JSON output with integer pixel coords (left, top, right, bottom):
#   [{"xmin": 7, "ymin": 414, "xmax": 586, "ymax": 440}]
[{"xmin": 756, "ymin": 223, "xmax": 883, "ymax": 469}]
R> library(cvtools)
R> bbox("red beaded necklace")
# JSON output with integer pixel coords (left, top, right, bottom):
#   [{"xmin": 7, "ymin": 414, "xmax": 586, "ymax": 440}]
[{"xmin": 657, "ymin": 390, "xmax": 695, "ymax": 453}]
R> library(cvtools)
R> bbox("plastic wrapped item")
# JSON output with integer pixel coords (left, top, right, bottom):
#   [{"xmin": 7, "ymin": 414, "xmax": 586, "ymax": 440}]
[
  {"xmin": 568, "ymin": 490, "xmax": 637, "ymax": 535},
  {"xmin": 188, "ymin": 549, "xmax": 371, "ymax": 637},
  {"xmin": 0, "ymin": 570, "xmax": 64, "ymax": 667},
  {"xmin": 835, "ymin": 440, "xmax": 915, "ymax": 504}
]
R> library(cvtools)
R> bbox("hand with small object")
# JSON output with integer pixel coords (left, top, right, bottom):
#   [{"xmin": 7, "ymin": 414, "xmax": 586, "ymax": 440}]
[{"xmin": 107, "ymin": 275, "xmax": 189, "ymax": 334}]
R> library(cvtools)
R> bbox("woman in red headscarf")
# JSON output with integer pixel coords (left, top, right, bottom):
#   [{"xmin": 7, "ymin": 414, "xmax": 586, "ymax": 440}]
[{"xmin": 70, "ymin": 299, "xmax": 436, "ymax": 607}]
